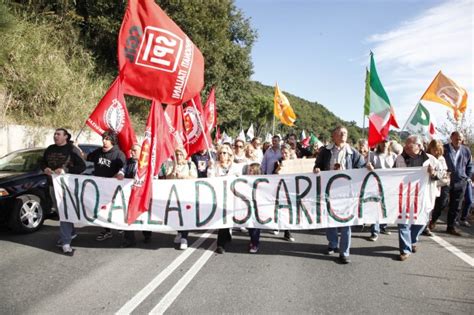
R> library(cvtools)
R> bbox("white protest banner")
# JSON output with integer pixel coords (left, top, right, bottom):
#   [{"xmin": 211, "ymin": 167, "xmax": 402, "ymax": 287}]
[{"xmin": 53, "ymin": 167, "xmax": 436, "ymax": 231}]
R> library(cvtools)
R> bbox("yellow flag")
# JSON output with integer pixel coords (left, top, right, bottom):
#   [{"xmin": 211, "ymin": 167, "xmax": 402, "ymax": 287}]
[
  {"xmin": 421, "ymin": 71, "xmax": 468, "ymax": 120},
  {"xmin": 274, "ymin": 84, "xmax": 296, "ymax": 126}
]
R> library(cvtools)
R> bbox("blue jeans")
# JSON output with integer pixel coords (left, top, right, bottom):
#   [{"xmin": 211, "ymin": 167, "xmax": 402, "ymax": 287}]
[
  {"xmin": 248, "ymin": 228, "xmax": 261, "ymax": 247},
  {"xmin": 326, "ymin": 226, "xmax": 351, "ymax": 257},
  {"xmin": 460, "ymin": 181, "xmax": 473, "ymax": 221},
  {"xmin": 370, "ymin": 223, "xmax": 387, "ymax": 235},
  {"xmin": 398, "ymin": 224, "xmax": 425, "ymax": 254},
  {"xmin": 59, "ymin": 221, "xmax": 75, "ymax": 245}
]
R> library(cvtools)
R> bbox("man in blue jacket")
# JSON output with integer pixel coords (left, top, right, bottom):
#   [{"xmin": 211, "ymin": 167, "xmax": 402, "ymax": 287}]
[
  {"xmin": 313, "ymin": 126, "xmax": 368, "ymax": 264},
  {"xmin": 442, "ymin": 131, "xmax": 472, "ymax": 236}
]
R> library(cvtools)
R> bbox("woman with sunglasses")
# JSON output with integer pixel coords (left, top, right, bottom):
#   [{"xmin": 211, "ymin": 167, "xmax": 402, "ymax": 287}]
[{"xmin": 208, "ymin": 145, "xmax": 242, "ymax": 254}]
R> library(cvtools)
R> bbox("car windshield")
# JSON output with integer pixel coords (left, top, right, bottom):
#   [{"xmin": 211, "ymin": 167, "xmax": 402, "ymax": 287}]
[{"xmin": 0, "ymin": 150, "xmax": 44, "ymax": 172}]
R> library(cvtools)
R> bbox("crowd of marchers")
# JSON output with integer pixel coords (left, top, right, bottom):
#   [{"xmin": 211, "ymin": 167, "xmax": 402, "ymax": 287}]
[{"xmin": 40, "ymin": 126, "xmax": 473, "ymax": 263}]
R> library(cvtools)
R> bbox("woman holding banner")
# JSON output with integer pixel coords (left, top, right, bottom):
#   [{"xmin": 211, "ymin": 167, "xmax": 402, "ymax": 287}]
[
  {"xmin": 208, "ymin": 145, "xmax": 242, "ymax": 254},
  {"xmin": 165, "ymin": 147, "xmax": 198, "ymax": 250}
]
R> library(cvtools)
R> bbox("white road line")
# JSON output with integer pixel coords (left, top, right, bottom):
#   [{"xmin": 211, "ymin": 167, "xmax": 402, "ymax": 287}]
[
  {"xmin": 431, "ymin": 234, "xmax": 474, "ymax": 267},
  {"xmin": 115, "ymin": 231, "xmax": 213, "ymax": 315},
  {"xmin": 149, "ymin": 241, "xmax": 217, "ymax": 314}
]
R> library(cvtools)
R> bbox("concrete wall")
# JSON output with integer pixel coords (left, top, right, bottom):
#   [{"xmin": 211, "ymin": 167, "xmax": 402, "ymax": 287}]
[{"xmin": 0, "ymin": 124, "xmax": 103, "ymax": 157}]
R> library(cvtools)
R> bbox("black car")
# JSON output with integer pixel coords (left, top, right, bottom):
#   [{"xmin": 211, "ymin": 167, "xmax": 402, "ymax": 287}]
[{"xmin": 0, "ymin": 144, "xmax": 100, "ymax": 233}]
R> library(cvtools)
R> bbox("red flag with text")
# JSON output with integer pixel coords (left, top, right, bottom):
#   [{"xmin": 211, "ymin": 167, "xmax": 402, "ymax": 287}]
[
  {"xmin": 127, "ymin": 100, "xmax": 174, "ymax": 224},
  {"xmin": 118, "ymin": 0, "xmax": 204, "ymax": 105},
  {"xmin": 183, "ymin": 94, "xmax": 211, "ymax": 157},
  {"xmin": 86, "ymin": 77, "xmax": 137, "ymax": 158},
  {"xmin": 203, "ymin": 87, "xmax": 217, "ymax": 132}
]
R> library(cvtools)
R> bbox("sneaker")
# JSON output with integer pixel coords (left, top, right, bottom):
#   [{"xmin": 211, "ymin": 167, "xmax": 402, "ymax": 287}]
[
  {"xmin": 174, "ymin": 233, "xmax": 181, "ymax": 244},
  {"xmin": 96, "ymin": 231, "xmax": 113, "ymax": 241},
  {"xmin": 380, "ymin": 229, "xmax": 391, "ymax": 235},
  {"xmin": 447, "ymin": 228, "xmax": 462, "ymax": 236},
  {"xmin": 284, "ymin": 231, "xmax": 295, "ymax": 242},
  {"xmin": 62, "ymin": 244, "xmax": 74, "ymax": 256},
  {"xmin": 240, "ymin": 227, "xmax": 248, "ymax": 233},
  {"xmin": 369, "ymin": 233, "xmax": 378, "ymax": 242},
  {"xmin": 180, "ymin": 238, "xmax": 188, "ymax": 250},
  {"xmin": 271, "ymin": 230, "xmax": 279, "ymax": 235},
  {"xmin": 412, "ymin": 245, "xmax": 418, "ymax": 253},
  {"xmin": 249, "ymin": 245, "xmax": 258, "ymax": 254},
  {"xmin": 56, "ymin": 233, "xmax": 78, "ymax": 247},
  {"xmin": 422, "ymin": 228, "xmax": 433, "ymax": 236},
  {"xmin": 327, "ymin": 247, "xmax": 338, "ymax": 255},
  {"xmin": 399, "ymin": 253, "xmax": 409, "ymax": 261},
  {"xmin": 459, "ymin": 220, "xmax": 471, "ymax": 227},
  {"xmin": 338, "ymin": 255, "xmax": 351, "ymax": 264},
  {"xmin": 216, "ymin": 246, "xmax": 225, "ymax": 254}
]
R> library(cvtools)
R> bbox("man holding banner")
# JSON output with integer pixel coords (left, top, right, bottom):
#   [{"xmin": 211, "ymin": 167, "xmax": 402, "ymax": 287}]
[
  {"xmin": 313, "ymin": 126, "xmax": 368, "ymax": 264},
  {"xmin": 394, "ymin": 135, "xmax": 437, "ymax": 261}
]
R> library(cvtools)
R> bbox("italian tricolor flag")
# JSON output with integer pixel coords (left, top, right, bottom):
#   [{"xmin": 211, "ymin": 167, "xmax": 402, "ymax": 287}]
[{"xmin": 367, "ymin": 53, "xmax": 399, "ymax": 148}]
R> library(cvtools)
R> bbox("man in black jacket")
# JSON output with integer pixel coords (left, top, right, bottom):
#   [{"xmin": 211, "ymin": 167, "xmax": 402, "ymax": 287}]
[
  {"xmin": 87, "ymin": 130, "xmax": 126, "ymax": 241},
  {"xmin": 41, "ymin": 128, "xmax": 86, "ymax": 256}
]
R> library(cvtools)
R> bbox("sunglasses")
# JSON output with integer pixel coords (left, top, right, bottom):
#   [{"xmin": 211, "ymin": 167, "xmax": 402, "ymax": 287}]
[{"xmin": 219, "ymin": 151, "xmax": 229, "ymax": 155}]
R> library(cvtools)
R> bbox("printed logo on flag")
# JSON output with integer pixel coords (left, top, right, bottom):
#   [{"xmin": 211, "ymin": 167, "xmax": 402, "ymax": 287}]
[
  {"xmin": 103, "ymin": 99, "xmax": 126, "ymax": 133},
  {"xmin": 183, "ymin": 106, "xmax": 202, "ymax": 144},
  {"xmin": 436, "ymin": 86, "xmax": 463, "ymax": 107},
  {"xmin": 136, "ymin": 27, "xmax": 183, "ymax": 73}
]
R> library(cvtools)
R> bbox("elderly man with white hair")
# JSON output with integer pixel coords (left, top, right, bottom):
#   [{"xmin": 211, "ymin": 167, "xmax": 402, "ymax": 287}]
[{"xmin": 394, "ymin": 135, "xmax": 437, "ymax": 261}]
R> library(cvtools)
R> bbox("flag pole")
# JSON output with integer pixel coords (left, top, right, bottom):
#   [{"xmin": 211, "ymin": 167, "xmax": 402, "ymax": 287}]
[
  {"xmin": 190, "ymin": 98, "xmax": 215, "ymax": 163},
  {"xmin": 75, "ymin": 124, "xmax": 87, "ymax": 143}
]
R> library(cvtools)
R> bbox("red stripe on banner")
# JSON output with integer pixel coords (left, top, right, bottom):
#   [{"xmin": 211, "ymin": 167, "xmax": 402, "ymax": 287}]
[
  {"xmin": 406, "ymin": 182, "xmax": 411, "ymax": 219},
  {"xmin": 413, "ymin": 182, "xmax": 419, "ymax": 220},
  {"xmin": 398, "ymin": 182, "xmax": 403, "ymax": 219}
]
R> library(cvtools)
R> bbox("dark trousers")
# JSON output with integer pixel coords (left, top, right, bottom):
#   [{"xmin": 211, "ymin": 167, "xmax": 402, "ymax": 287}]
[
  {"xmin": 124, "ymin": 230, "xmax": 152, "ymax": 242},
  {"xmin": 248, "ymin": 228, "xmax": 261, "ymax": 247},
  {"xmin": 460, "ymin": 181, "xmax": 473, "ymax": 221},
  {"xmin": 217, "ymin": 229, "xmax": 232, "ymax": 248},
  {"xmin": 447, "ymin": 182, "xmax": 467, "ymax": 228},
  {"xmin": 431, "ymin": 186, "xmax": 449, "ymax": 224}
]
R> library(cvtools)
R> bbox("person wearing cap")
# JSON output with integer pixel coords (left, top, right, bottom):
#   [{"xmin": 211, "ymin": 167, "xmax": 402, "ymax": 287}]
[
  {"xmin": 164, "ymin": 147, "xmax": 198, "ymax": 250},
  {"xmin": 86, "ymin": 130, "xmax": 126, "ymax": 241}
]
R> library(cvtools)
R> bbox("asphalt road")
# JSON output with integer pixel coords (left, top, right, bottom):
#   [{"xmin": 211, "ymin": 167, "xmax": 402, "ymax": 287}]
[{"xmin": 1, "ymin": 217, "xmax": 473, "ymax": 314}]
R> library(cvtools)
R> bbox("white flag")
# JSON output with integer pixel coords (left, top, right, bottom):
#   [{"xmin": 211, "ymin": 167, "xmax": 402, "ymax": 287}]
[{"xmin": 246, "ymin": 124, "xmax": 255, "ymax": 141}]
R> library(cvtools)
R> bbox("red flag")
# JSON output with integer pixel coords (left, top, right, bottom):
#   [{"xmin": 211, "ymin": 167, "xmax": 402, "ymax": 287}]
[
  {"xmin": 215, "ymin": 126, "xmax": 221, "ymax": 144},
  {"xmin": 164, "ymin": 103, "xmax": 186, "ymax": 148},
  {"xmin": 86, "ymin": 77, "xmax": 137, "ymax": 158},
  {"xmin": 127, "ymin": 100, "xmax": 174, "ymax": 224},
  {"xmin": 183, "ymin": 94, "xmax": 211, "ymax": 157},
  {"xmin": 203, "ymin": 87, "xmax": 217, "ymax": 132},
  {"xmin": 118, "ymin": 0, "xmax": 204, "ymax": 105}
]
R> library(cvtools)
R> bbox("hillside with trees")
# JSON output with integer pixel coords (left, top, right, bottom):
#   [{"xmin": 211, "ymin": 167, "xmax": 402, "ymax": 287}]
[{"xmin": 0, "ymin": 1, "xmax": 363, "ymax": 144}]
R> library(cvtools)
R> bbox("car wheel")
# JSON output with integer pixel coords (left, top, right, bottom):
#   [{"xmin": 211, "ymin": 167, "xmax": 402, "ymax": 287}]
[{"xmin": 8, "ymin": 194, "xmax": 44, "ymax": 233}]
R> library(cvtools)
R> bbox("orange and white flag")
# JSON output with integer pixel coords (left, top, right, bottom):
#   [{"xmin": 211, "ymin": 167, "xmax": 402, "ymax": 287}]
[
  {"xmin": 274, "ymin": 83, "xmax": 296, "ymax": 126},
  {"xmin": 421, "ymin": 71, "xmax": 468, "ymax": 120}
]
